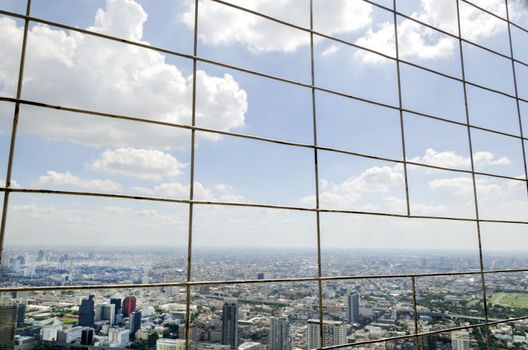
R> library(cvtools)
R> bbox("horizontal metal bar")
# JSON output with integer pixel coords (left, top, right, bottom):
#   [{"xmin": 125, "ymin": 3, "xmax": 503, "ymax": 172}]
[
  {"xmin": 0, "ymin": 267, "xmax": 526, "ymax": 293},
  {"xmin": 1, "ymin": 97, "xmax": 527, "ymax": 185},
  {"xmin": 2, "ymin": 187, "xmax": 528, "ymax": 225},
  {"xmin": 3, "ymin": 94, "xmax": 527, "ymax": 148}
]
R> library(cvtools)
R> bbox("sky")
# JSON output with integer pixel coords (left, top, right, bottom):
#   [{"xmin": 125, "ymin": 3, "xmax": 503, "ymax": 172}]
[{"xmin": 0, "ymin": 0, "xmax": 527, "ymax": 256}]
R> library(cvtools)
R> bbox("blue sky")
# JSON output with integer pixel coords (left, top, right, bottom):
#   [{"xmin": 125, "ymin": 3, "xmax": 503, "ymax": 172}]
[{"xmin": 0, "ymin": 0, "xmax": 527, "ymax": 256}]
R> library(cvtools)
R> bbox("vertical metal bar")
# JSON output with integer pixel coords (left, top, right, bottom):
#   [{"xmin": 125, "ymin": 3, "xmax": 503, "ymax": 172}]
[
  {"xmin": 411, "ymin": 277, "xmax": 419, "ymax": 350},
  {"xmin": 454, "ymin": 1, "xmax": 490, "ymax": 349},
  {"xmin": 0, "ymin": 0, "xmax": 31, "ymax": 266},
  {"xmin": 309, "ymin": 1, "xmax": 324, "ymax": 348},
  {"xmin": 185, "ymin": 0, "xmax": 199, "ymax": 349},
  {"xmin": 392, "ymin": 0, "xmax": 411, "ymax": 216},
  {"xmin": 505, "ymin": 0, "xmax": 528, "ymax": 197}
]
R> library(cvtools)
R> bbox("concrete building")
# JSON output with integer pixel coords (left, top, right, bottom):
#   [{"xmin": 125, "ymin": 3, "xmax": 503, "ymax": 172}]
[
  {"xmin": 96, "ymin": 303, "xmax": 116, "ymax": 325},
  {"xmin": 307, "ymin": 320, "xmax": 347, "ymax": 349},
  {"xmin": 108, "ymin": 328, "xmax": 130, "ymax": 348},
  {"xmin": 221, "ymin": 298, "xmax": 238, "ymax": 349},
  {"xmin": 40, "ymin": 318, "xmax": 63, "ymax": 341},
  {"xmin": 0, "ymin": 304, "xmax": 17, "ymax": 350},
  {"xmin": 346, "ymin": 293, "xmax": 360, "ymax": 324},
  {"xmin": 451, "ymin": 331, "xmax": 470, "ymax": 350},
  {"xmin": 156, "ymin": 338, "xmax": 186, "ymax": 350},
  {"xmin": 270, "ymin": 317, "xmax": 291, "ymax": 350}
]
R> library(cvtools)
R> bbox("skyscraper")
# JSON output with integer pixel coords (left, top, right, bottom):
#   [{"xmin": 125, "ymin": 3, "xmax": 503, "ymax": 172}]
[
  {"xmin": 110, "ymin": 298, "xmax": 122, "ymax": 316},
  {"xmin": 81, "ymin": 328, "xmax": 94, "ymax": 346},
  {"xmin": 0, "ymin": 304, "xmax": 17, "ymax": 350},
  {"xmin": 270, "ymin": 317, "xmax": 291, "ymax": 350},
  {"xmin": 346, "ymin": 293, "xmax": 359, "ymax": 324},
  {"xmin": 16, "ymin": 303, "xmax": 26, "ymax": 325},
  {"xmin": 307, "ymin": 320, "xmax": 347, "ymax": 349},
  {"xmin": 130, "ymin": 310, "xmax": 142, "ymax": 339},
  {"xmin": 221, "ymin": 298, "xmax": 238, "ymax": 348},
  {"xmin": 95, "ymin": 304, "xmax": 116, "ymax": 325},
  {"xmin": 79, "ymin": 295, "xmax": 95, "ymax": 327},
  {"xmin": 122, "ymin": 296, "xmax": 137, "ymax": 318}
]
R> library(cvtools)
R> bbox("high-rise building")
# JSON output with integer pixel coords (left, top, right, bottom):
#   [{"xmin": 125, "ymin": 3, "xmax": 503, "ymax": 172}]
[
  {"xmin": 122, "ymin": 296, "xmax": 137, "ymax": 318},
  {"xmin": 95, "ymin": 304, "xmax": 116, "ymax": 325},
  {"xmin": 307, "ymin": 320, "xmax": 347, "ymax": 349},
  {"xmin": 0, "ymin": 304, "xmax": 17, "ymax": 350},
  {"xmin": 451, "ymin": 331, "xmax": 470, "ymax": 350},
  {"xmin": 346, "ymin": 293, "xmax": 360, "ymax": 324},
  {"xmin": 79, "ymin": 294, "xmax": 95, "ymax": 327},
  {"xmin": 110, "ymin": 298, "xmax": 122, "ymax": 316},
  {"xmin": 130, "ymin": 310, "xmax": 142, "ymax": 339},
  {"xmin": 221, "ymin": 298, "xmax": 238, "ymax": 348},
  {"xmin": 81, "ymin": 328, "xmax": 94, "ymax": 346},
  {"xmin": 270, "ymin": 317, "xmax": 291, "ymax": 350},
  {"xmin": 16, "ymin": 303, "xmax": 26, "ymax": 325}
]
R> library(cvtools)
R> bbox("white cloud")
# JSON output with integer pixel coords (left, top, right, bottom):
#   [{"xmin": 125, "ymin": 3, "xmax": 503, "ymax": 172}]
[
  {"xmin": 0, "ymin": 0, "xmax": 247, "ymax": 149},
  {"xmin": 410, "ymin": 148, "xmax": 511, "ymax": 169},
  {"xmin": 354, "ymin": 22, "xmax": 395, "ymax": 63},
  {"xmin": 133, "ymin": 181, "xmax": 244, "ymax": 202},
  {"xmin": 195, "ymin": 72, "xmax": 247, "ymax": 136},
  {"xmin": 182, "ymin": 0, "xmax": 372, "ymax": 53},
  {"xmin": 340, "ymin": 166, "xmax": 404, "ymax": 193},
  {"xmin": 429, "ymin": 176, "xmax": 502, "ymax": 196},
  {"xmin": 89, "ymin": 147, "xmax": 186, "ymax": 181},
  {"xmin": 90, "ymin": 0, "xmax": 147, "ymax": 41},
  {"xmin": 459, "ymin": 0, "xmax": 509, "ymax": 42},
  {"xmin": 383, "ymin": 196, "xmax": 448, "ymax": 216},
  {"xmin": 355, "ymin": 0, "xmax": 519, "ymax": 63},
  {"xmin": 410, "ymin": 149, "xmax": 469, "ymax": 169},
  {"xmin": 301, "ymin": 165, "xmax": 405, "ymax": 211},
  {"xmin": 473, "ymin": 151, "xmax": 511, "ymax": 167},
  {"xmin": 37, "ymin": 170, "xmax": 121, "ymax": 191},
  {"xmin": 321, "ymin": 44, "xmax": 339, "ymax": 57},
  {"xmin": 0, "ymin": 17, "xmax": 23, "ymax": 97}
]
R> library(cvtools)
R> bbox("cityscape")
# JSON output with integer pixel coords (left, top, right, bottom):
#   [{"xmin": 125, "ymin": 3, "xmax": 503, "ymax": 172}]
[
  {"xmin": 0, "ymin": 247, "xmax": 527, "ymax": 350},
  {"xmin": 0, "ymin": 0, "xmax": 527, "ymax": 350}
]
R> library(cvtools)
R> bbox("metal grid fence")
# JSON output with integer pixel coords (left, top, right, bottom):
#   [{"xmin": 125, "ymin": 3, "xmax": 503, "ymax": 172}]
[{"xmin": 0, "ymin": 0, "xmax": 527, "ymax": 349}]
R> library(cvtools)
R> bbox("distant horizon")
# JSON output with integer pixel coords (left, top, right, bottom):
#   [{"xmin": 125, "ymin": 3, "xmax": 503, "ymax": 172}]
[{"xmin": 3, "ymin": 244, "xmax": 527, "ymax": 255}]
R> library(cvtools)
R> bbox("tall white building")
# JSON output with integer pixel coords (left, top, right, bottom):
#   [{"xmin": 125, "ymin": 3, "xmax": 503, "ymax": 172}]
[
  {"xmin": 307, "ymin": 320, "xmax": 347, "ymax": 349},
  {"xmin": 451, "ymin": 331, "xmax": 470, "ymax": 350},
  {"xmin": 95, "ymin": 304, "xmax": 116, "ymax": 325}
]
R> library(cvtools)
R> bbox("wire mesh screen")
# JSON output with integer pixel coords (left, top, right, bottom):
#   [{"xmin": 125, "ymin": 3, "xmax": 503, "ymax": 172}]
[{"xmin": 0, "ymin": 0, "xmax": 527, "ymax": 349}]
